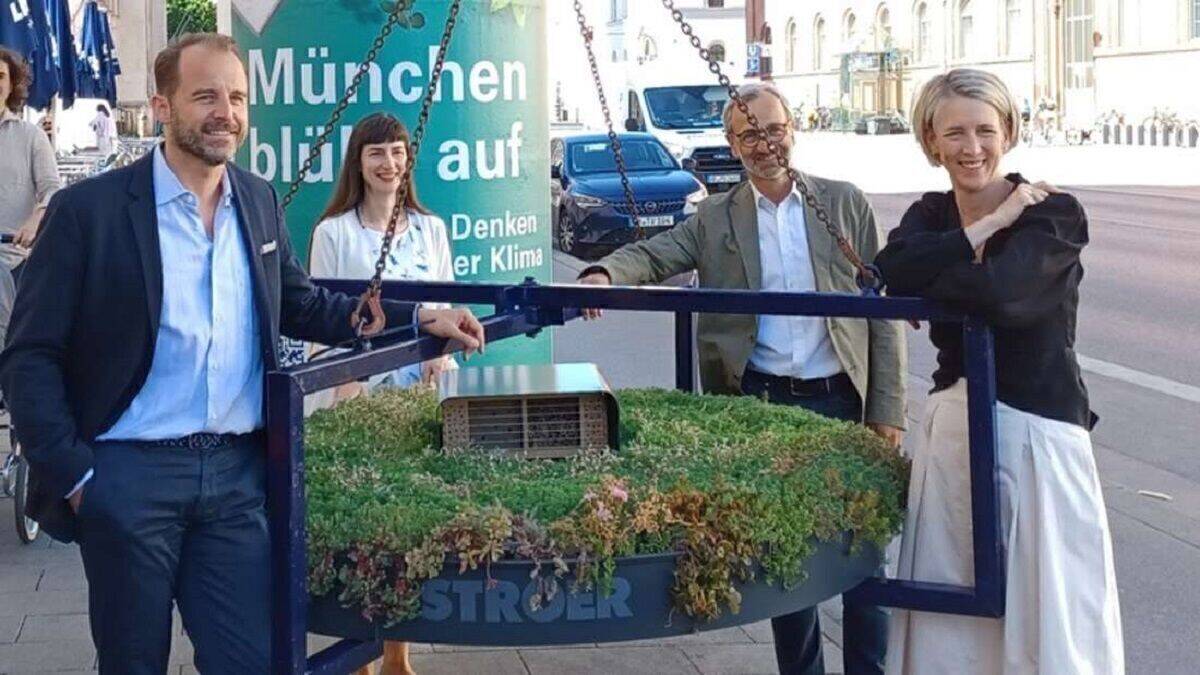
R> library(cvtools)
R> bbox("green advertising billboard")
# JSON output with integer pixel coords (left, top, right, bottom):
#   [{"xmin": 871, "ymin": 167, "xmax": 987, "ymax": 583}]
[{"xmin": 231, "ymin": 0, "xmax": 551, "ymax": 365}]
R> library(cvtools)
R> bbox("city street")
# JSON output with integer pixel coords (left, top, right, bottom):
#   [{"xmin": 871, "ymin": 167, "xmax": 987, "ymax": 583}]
[{"xmin": 2, "ymin": 0, "xmax": 1198, "ymax": 671}]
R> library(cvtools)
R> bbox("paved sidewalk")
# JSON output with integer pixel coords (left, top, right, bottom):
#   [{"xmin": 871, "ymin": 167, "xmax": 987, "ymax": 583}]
[{"xmin": 0, "ymin": 431, "xmax": 849, "ymax": 675}]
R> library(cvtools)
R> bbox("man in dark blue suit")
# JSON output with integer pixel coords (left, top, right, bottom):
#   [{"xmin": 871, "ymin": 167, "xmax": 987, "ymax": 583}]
[{"xmin": 0, "ymin": 33, "xmax": 485, "ymax": 674}]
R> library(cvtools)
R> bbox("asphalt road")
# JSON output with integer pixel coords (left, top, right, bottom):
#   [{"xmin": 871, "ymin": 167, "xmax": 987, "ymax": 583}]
[{"xmin": 552, "ymin": 185, "xmax": 1200, "ymax": 672}]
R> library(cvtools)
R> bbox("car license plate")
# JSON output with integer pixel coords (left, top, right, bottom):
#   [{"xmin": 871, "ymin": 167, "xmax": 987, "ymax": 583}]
[
  {"xmin": 710, "ymin": 173, "xmax": 742, "ymax": 184},
  {"xmin": 637, "ymin": 215, "xmax": 675, "ymax": 228}
]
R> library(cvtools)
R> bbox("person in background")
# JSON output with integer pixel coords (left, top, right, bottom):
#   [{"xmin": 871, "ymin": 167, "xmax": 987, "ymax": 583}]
[
  {"xmin": 310, "ymin": 112, "xmax": 456, "ymax": 675},
  {"xmin": 0, "ymin": 47, "xmax": 60, "ymax": 272},
  {"xmin": 309, "ymin": 112, "xmax": 457, "ymax": 411},
  {"xmin": 578, "ymin": 82, "xmax": 906, "ymax": 675},
  {"xmin": 90, "ymin": 103, "xmax": 117, "ymax": 155},
  {"xmin": 40, "ymin": 111, "xmax": 55, "ymax": 146},
  {"xmin": 875, "ymin": 68, "xmax": 1123, "ymax": 674}
]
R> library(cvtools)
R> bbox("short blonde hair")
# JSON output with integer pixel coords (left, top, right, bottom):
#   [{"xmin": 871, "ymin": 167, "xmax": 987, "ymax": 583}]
[
  {"xmin": 911, "ymin": 69, "xmax": 1020, "ymax": 166},
  {"xmin": 722, "ymin": 83, "xmax": 793, "ymax": 135}
]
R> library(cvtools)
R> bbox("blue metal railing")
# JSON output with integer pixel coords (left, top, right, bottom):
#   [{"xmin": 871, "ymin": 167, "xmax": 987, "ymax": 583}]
[{"xmin": 270, "ymin": 278, "xmax": 1004, "ymax": 674}]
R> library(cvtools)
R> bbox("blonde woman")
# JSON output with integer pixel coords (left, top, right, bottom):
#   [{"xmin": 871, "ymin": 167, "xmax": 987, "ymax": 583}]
[
  {"xmin": 875, "ymin": 69, "xmax": 1124, "ymax": 674},
  {"xmin": 310, "ymin": 112, "xmax": 456, "ymax": 675}
]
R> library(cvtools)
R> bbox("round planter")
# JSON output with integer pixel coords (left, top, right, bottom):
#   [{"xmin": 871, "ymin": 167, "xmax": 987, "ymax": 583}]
[{"xmin": 308, "ymin": 534, "xmax": 880, "ymax": 646}]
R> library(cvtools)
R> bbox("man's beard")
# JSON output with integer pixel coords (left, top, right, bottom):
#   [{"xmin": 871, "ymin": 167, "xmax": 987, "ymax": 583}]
[
  {"xmin": 746, "ymin": 153, "xmax": 790, "ymax": 181},
  {"xmin": 169, "ymin": 110, "xmax": 244, "ymax": 167}
]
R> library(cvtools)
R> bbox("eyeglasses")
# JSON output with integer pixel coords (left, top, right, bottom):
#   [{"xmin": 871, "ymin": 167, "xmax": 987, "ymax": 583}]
[{"xmin": 734, "ymin": 123, "xmax": 792, "ymax": 147}]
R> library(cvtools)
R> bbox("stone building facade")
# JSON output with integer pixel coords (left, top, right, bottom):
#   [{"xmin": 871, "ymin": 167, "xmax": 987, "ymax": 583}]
[{"xmin": 750, "ymin": 0, "xmax": 1200, "ymax": 127}]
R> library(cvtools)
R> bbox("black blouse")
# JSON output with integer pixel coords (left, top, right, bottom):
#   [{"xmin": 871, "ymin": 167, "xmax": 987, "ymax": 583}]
[{"xmin": 874, "ymin": 174, "xmax": 1096, "ymax": 430}]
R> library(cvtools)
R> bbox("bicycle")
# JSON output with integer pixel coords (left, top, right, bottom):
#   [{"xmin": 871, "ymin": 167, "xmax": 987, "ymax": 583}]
[
  {"xmin": 1021, "ymin": 98, "xmax": 1062, "ymax": 146},
  {"xmin": 0, "ymin": 410, "xmax": 37, "ymax": 544},
  {"xmin": 1144, "ymin": 107, "xmax": 1181, "ymax": 132},
  {"xmin": 0, "ymin": 232, "xmax": 38, "ymax": 544}
]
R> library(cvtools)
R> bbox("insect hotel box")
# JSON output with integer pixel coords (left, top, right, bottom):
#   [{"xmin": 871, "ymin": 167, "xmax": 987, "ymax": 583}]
[{"xmin": 438, "ymin": 363, "xmax": 620, "ymax": 458}]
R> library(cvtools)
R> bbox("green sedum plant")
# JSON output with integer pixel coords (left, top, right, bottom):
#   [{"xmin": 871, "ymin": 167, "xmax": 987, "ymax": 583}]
[{"xmin": 305, "ymin": 387, "xmax": 909, "ymax": 625}]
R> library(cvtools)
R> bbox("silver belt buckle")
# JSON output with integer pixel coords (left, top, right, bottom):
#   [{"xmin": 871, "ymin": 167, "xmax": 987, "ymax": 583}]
[{"xmin": 788, "ymin": 376, "xmax": 806, "ymax": 397}]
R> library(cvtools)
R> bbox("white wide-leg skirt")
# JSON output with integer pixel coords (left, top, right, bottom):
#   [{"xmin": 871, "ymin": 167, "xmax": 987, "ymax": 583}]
[{"xmin": 885, "ymin": 380, "xmax": 1124, "ymax": 675}]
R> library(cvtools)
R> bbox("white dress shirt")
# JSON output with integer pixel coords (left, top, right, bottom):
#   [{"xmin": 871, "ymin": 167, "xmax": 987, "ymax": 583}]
[{"xmin": 747, "ymin": 182, "xmax": 843, "ymax": 379}]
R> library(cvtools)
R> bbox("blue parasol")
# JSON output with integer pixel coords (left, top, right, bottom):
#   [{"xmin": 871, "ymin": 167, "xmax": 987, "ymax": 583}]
[
  {"xmin": 75, "ymin": 1, "xmax": 107, "ymax": 102},
  {"xmin": 46, "ymin": 0, "xmax": 76, "ymax": 108},
  {"xmin": 97, "ymin": 4, "xmax": 117, "ymax": 106},
  {"xmin": 0, "ymin": 0, "xmax": 58, "ymax": 110}
]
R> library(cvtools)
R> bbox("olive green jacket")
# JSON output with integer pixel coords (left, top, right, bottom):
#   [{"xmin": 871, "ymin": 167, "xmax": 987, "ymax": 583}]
[{"xmin": 593, "ymin": 175, "xmax": 907, "ymax": 429}]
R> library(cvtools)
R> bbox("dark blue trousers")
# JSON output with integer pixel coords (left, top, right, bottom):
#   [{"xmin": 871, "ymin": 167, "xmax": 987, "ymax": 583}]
[
  {"xmin": 741, "ymin": 369, "xmax": 888, "ymax": 675},
  {"xmin": 76, "ymin": 435, "xmax": 271, "ymax": 674}
]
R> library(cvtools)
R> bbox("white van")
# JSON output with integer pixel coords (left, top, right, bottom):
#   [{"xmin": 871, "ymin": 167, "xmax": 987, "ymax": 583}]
[{"xmin": 620, "ymin": 79, "xmax": 746, "ymax": 193}]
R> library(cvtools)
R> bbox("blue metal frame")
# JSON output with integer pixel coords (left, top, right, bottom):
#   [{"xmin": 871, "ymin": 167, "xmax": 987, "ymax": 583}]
[{"xmin": 270, "ymin": 279, "xmax": 1004, "ymax": 674}]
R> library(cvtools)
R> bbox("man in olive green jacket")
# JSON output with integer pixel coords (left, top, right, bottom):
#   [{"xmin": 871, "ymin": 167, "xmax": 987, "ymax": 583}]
[
  {"xmin": 579, "ymin": 84, "xmax": 905, "ymax": 675},
  {"xmin": 582, "ymin": 171, "xmax": 906, "ymax": 429}
]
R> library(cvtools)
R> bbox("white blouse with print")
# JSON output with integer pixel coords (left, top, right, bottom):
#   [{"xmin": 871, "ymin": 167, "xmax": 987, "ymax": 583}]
[{"xmin": 309, "ymin": 208, "xmax": 456, "ymax": 388}]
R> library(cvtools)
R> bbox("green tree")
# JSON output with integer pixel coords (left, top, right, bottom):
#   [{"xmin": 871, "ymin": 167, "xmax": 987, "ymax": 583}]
[{"xmin": 167, "ymin": 0, "xmax": 217, "ymax": 39}]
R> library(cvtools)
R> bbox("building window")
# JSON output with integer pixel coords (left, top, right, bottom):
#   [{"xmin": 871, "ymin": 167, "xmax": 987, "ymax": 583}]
[
  {"xmin": 1065, "ymin": 0, "xmax": 1095, "ymax": 88},
  {"xmin": 912, "ymin": 2, "xmax": 930, "ymax": 62},
  {"xmin": 875, "ymin": 5, "xmax": 893, "ymax": 50},
  {"xmin": 843, "ymin": 11, "xmax": 858, "ymax": 51},
  {"xmin": 610, "ymin": 0, "xmax": 627, "ymax": 22},
  {"xmin": 706, "ymin": 0, "xmax": 726, "ymax": 7},
  {"xmin": 814, "ymin": 15, "xmax": 827, "ymax": 69},
  {"xmin": 786, "ymin": 19, "xmax": 798, "ymax": 71},
  {"xmin": 1005, "ymin": 0, "xmax": 1024, "ymax": 55},
  {"xmin": 1193, "ymin": 0, "xmax": 1199, "ymax": 39},
  {"xmin": 639, "ymin": 35, "xmax": 658, "ymax": 64},
  {"xmin": 708, "ymin": 41, "xmax": 727, "ymax": 63},
  {"xmin": 957, "ymin": 0, "xmax": 974, "ymax": 59}
]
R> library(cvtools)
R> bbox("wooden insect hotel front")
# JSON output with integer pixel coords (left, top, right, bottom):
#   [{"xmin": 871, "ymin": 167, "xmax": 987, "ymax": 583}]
[{"xmin": 438, "ymin": 363, "xmax": 619, "ymax": 458}]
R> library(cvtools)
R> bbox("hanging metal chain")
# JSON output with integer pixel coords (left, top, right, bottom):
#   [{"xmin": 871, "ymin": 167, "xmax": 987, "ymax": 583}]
[
  {"xmin": 573, "ymin": 0, "xmax": 644, "ymax": 240},
  {"xmin": 268, "ymin": 0, "xmax": 461, "ymax": 337},
  {"xmin": 352, "ymin": 0, "xmax": 463, "ymax": 337},
  {"xmin": 351, "ymin": 0, "xmax": 463, "ymax": 337},
  {"xmin": 658, "ymin": 0, "xmax": 880, "ymax": 291},
  {"xmin": 279, "ymin": 1, "xmax": 419, "ymax": 212}
]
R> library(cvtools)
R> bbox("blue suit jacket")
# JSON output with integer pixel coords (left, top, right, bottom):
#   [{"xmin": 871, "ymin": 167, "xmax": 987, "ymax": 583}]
[{"xmin": 0, "ymin": 152, "xmax": 416, "ymax": 542}]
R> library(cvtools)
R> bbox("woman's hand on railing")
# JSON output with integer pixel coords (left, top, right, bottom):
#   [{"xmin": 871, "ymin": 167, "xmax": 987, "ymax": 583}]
[
  {"xmin": 577, "ymin": 271, "xmax": 612, "ymax": 320},
  {"xmin": 421, "ymin": 355, "xmax": 455, "ymax": 386},
  {"xmin": 417, "ymin": 307, "xmax": 485, "ymax": 357}
]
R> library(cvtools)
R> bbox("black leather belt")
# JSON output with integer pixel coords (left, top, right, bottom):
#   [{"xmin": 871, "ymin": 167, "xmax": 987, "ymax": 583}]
[
  {"xmin": 144, "ymin": 432, "xmax": 257, "ymax": 449},
  {"xmin": 744, "ymin": 369, "xmax": 853, "ymax": 398}
]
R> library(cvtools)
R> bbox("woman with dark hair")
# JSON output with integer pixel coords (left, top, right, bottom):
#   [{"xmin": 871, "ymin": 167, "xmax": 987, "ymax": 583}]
[
  {"xmin": 310, "ymin": 112, "xmax": 456, "ymax": 404},
  {"xmin": 311, "ymin": 111, "xmax": 455, "ymax": 675},
  {"xmin": 0, "ymin": 47, "xmax": 60, "ymax": 269}
]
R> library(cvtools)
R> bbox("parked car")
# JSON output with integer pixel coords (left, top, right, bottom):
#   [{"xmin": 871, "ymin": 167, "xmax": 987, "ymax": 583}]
[
  {"xmin": 620, "ymin": 76, "xmax": 746, "ymax": 194},
  {"xmin": 854, "ymin": 112, "xmax": 911, "ymax": 135},
  {"xmin": 551, "ymin": 133, "xmax": 708, "ymax": 260}
]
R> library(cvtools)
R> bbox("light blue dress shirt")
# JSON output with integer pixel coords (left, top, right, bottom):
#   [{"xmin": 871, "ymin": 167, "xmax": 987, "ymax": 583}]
[{"xmin": 99, "ymin": 147, "xmax": 264, "ymax": 440}]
